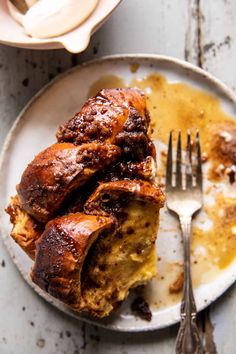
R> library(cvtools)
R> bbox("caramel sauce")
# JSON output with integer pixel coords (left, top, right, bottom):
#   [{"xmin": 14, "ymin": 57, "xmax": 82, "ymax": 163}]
[
  {"xmin": 129, "ymin": 74, "xmax": 236, "ymax": 273},
  {"xmin": 143, "ymin": 262, "xmax": 182, "ymax": 308},
  {"xmin": 192, "ymin": 195, "xmax": 236, "ymax": 269},
  {"xmin": 88, "ymin": 75, "xmax": 125, "ymax": 98},
  {"xmin": 130, "ymin": 63, "xmax": 140, "ymax": 73},
  {"xmin": 88, "ymin": 70, "xmax": 236, "ymax": 310},
  {"xmin": 132, "ymin": 73, "xmax": 229, "ymax": 145}
]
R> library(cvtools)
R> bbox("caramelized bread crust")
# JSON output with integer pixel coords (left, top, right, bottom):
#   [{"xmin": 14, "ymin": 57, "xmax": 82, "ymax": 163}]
[
  {"xmin": 56, "ymin": 88, "xmax": 148, "ymax": 146},
  {"xmin": 99, "ymin": 155, "xmax": 157, "ymax": 182},
  {"xmin": 17, "ymin": 142, "xmax": 120, "ymax": 223},
  {"xmin": 31, "ymin": 213, "xmax": 114, "ymax": 307},
  {"xmin": 6, "ymin": 195, "xmax": 44, "ymax": 259},
  {"xmin": 31, "ymin": 180, "xmax": 164, "ymax": 317},
  {"xmin": 84, "ymin": 179, "xmax": 165, "ymax": 217}
]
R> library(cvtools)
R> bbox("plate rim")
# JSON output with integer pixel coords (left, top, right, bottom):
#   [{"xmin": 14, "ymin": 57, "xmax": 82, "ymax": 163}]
[{"xmin": 0, "ymin": 53, "xmax": 236, "ymax": 332}]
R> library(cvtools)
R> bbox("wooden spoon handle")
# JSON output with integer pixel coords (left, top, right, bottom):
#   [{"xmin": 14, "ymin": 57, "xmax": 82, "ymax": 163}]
[{"xmin": 9, "ymin": 0, "xmax": 29, "ymax": 13}]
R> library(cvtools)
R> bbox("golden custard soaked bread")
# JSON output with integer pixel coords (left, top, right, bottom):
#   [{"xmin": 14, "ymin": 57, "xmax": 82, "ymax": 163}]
[
  {"xmin": 82, "ymin": 180, "xmax": 165, "ymax": 317},
  {"xmin": 6, "ymin": 87, "xmax": 165, "ymax": 318},
  {"xmin": 31, "ymin": 180, "xmax": 164, "ymax": 317},
  {"xmin": 6, "ymin": 195, "xmax": 44, "ymax": 260}
]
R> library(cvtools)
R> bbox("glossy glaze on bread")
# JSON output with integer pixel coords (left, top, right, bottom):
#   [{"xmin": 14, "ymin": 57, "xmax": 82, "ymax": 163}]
[
  {"xmin": 31, "ymin": 213, "xmax": 114, "ymax": 307},
  {"xmin": 57, "ymin": 88, "xmax": 148, "ymax": 144},
  {"xmin": 17, "ymin": 143, "xmax": 120, "ymax": 223},
  {"xmin": 6, "ymin": 88, "xmax": 165, "ymax": 318}
]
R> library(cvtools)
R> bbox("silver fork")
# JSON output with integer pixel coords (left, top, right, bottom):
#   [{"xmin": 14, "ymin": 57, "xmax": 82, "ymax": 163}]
[{"xmin": 166, "ymin": 131, "xmax": 204, "ymax": 354}]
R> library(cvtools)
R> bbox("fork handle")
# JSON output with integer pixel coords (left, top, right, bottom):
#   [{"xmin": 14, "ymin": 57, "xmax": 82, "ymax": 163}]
[{"xmin": 175, "ymin": 216, "xmax": 204, "ymax": 354}]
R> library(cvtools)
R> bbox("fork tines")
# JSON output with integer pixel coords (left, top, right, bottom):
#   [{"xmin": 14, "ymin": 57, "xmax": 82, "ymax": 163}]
[{"xmin": 166, "ymin": 131, "xmax": 202, "ymax": 190}]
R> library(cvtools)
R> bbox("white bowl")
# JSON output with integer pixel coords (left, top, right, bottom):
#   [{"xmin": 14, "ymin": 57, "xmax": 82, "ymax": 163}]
[{"xmin": 0, "ymin": 0, "xmax": 122, "ymax": 53}]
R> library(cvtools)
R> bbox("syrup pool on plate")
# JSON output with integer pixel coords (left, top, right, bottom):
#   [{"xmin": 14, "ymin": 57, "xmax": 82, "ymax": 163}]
[{"xmin": 89, "ymin": 70, "xmax": 236, "ymax": 310}]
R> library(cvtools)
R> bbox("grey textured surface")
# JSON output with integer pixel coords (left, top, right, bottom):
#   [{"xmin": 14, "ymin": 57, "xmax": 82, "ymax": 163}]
[{"xmin": 0, "ymin": 0, "xmax": 235, "ymax": 353}]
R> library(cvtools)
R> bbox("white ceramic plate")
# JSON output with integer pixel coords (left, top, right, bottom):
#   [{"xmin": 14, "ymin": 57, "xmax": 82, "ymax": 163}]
[
  {"xmin": 0, "ymin": 55, "xmax": 236, "ymax": 332},
  {"xmin": 0, "ymin": 0, "xmax": 122, "ymax": 53}
]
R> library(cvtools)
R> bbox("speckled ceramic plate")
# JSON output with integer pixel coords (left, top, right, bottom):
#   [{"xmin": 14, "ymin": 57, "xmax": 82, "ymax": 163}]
[{"xmin": 0, "ymin": 55, "xmax": 236, "ymax": 332}]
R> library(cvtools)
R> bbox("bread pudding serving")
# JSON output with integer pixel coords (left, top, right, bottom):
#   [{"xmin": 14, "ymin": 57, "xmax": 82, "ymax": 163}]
[{"xmin": 6, "ymin": 88, "xmax": 165, "ymax": 318}]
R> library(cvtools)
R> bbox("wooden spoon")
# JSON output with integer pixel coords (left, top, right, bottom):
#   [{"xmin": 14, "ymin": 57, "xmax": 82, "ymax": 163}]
[{"xmin": 8, "ymin": 0, "xmax": 29, "ymax": 13}]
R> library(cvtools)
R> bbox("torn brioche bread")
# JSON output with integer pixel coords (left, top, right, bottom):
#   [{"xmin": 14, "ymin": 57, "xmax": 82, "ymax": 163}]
[
  {"xmin": 31, "ymin": 180, "xmax": 164, "ymax": 317},
  {"xmin": 17, "ymin": 142, "xmax": 120, "ymax": 223},
  {"xmin": 31, "ymin": 213, "xmax": 114, "ymax": 308},
  {"xmin": 81, "ymin": 180, "xmax": 165, "ymax": 317},
  {"xmin": 57, "ymin": 88, "xmax": 155, "ymax": 163},
  {"xmin": 6, "ymin": 87, "xmax": 165, "ymax": 318},
  {"xmin": 57, "ymin": 88, "xmax": 149, "ymax": 144},
  {"xmin": 6, "ymin": 195, "xmax": 44, "ymax": 259}
]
